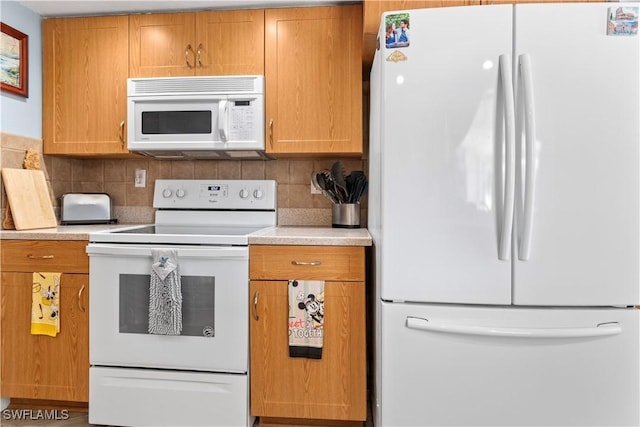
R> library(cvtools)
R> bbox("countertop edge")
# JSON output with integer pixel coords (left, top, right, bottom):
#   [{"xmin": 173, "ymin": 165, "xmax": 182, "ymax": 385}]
[{"xmin": 1, "ymin": 225, "xmax": 372, "ymax": 246}]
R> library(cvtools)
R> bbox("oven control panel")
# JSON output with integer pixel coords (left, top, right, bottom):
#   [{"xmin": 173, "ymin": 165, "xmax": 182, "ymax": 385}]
[{"xmin": 154, "ymin": 179, "xmax": 276, "ymax": 210}]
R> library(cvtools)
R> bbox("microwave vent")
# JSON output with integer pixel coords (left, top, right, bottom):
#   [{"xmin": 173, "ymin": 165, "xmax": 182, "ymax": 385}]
[{"xmin": 129, "ymin": 76, "xmax": 264, "ymax": 96}]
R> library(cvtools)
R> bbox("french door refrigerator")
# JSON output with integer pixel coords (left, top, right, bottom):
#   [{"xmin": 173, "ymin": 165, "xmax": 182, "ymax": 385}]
[{"xmin": 369, "ymin": 3, "xmax": 640, "ymax": 426}]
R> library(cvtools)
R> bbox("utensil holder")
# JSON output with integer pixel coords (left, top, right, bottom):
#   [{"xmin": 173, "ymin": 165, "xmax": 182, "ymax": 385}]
[{"xmin": 332, "ymin": 203, "xmax": 360, "ymax": 228}]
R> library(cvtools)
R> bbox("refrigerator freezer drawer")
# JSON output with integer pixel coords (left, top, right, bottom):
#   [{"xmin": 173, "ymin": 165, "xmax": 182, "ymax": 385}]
[{"xmin": 379, "ymin": 302, "xmax": 639, "ymax": 427}]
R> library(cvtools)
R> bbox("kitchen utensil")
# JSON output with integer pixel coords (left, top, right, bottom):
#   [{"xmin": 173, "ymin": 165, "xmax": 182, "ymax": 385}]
[
  {"xmin": 314, "ymin": 172, "xmax": 339, "ymax": 204},
  {"xmin": 1, "ymin": 168, "xmax": 57, "ymax": 230},
  {"xmin": 347, "ymin": 171, "xmax": 367, "ymax": 203},
  {"xmin": 331, "ymin": 161, "xmax": 348, "ymax": 203},
  {"xmin": 319, "ymin": 170, "xmax": 341, "ymax": 203}
]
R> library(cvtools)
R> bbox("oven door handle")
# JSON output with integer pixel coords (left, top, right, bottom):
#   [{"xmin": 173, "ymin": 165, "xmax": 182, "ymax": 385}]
[{"xmin": 86, "ymin": 244, "xmax": 249, "ymax": 259}]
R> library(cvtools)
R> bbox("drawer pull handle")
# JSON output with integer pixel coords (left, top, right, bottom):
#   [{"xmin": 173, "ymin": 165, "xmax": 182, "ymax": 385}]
[
  {"xmin": 78, "ymin": 285, "xmax": 86, "ymax": 312},
  {"xmin": 28, "ymin": 254, "xmax": 54, "ymax": 259},
  {"xmin": 253, "ymin": 290, "xmax": 259, "ymax": 321},
  {"xmin": 291, "ymin": 260, "xmax": 321, "ymax": 266}
]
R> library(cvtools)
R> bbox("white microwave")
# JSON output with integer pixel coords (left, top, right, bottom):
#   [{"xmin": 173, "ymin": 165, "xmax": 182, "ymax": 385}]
[{"xmin": 127, "ymin": 75, "xmax": 267, "ymax": 159}]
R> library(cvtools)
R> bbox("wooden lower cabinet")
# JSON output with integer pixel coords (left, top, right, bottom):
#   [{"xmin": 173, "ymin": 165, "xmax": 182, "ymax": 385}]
[
  {"xmin": 0, "ymin": 241, "xmax": 89, "ymax": 403},
  {"xmin": 249, "ymin": 245, "xmax": 367, "ymax": 425}
]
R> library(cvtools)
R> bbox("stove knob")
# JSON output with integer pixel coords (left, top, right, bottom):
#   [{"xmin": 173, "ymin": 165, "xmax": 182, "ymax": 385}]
[
  {"xmin": 162, "ymin": 188, "xmax": 173, "ymax": 198},
  {"xmin": 176, "ymin": 189, "xmax": 186, "ymax": 198},
  {"xmin": 253, "ymin": 189, "xmax": 264, "ymax": 199},
  {"xmin": 239, "ymin": 189, "xmax": 250, "ymax": 199}
]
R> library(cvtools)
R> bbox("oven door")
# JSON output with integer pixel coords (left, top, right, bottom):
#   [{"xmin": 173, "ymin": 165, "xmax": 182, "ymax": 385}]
[{"xmin": 87, "ymin": 243, "xmax": 248, "ymax": 372}]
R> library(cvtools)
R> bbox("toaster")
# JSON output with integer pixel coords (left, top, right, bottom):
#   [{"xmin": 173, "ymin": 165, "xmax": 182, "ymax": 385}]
[{"xmin": 60, "ymin": 193, "xmax": 117, "ymax": 225}]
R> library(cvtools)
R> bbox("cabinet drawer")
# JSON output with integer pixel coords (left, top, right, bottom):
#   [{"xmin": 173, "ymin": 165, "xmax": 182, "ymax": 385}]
[
  {"xmin": 1, "ymin": 240, "xmax": 89, "ymax": 273},
  {"xmin": 250, "ymin": 245, "xmax": 364, "ymax": 281}
]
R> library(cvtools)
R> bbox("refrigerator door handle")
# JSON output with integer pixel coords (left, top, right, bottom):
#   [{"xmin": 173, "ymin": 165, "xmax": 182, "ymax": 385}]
[
  {"xmin": 498, "ymin": 54, "xmax": 516, "ymax": 261},
  {"xmin": 518, "ymin": 54, "xmax": 537, "ymax": 261},
  {"xmin": 406, "ymin": 317, "xmax": 622, "ymax": 339}
]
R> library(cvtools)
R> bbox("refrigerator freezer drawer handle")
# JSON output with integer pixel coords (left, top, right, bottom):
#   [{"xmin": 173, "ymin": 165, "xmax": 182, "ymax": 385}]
[
  {"xmin": 498, "ymin": 54, "xmax": 516, "ymax": 261},
  {"xmin": 406, "ymin": 317, "xmax": 621, "ymax": 339}
]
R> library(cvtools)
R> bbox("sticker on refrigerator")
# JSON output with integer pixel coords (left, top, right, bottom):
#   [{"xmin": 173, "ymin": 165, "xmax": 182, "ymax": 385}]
[
  {"xmin": 607, "ymin": 7, "xmax": 638, "ymax": 36},
  {"xmin": 386, "ymin": 50, "xmax": 408, "ymax": 63},
  {"xmin": 384, "ymin": 13, "xmax": 410, "ymax": 48}
]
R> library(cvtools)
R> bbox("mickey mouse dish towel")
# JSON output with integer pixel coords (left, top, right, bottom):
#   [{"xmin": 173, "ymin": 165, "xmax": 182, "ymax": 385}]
[
  {"xmin": 148, "ymin": 249, "xmax": 183, "ymax": 335},
  {"xmin": 31, "ymin": 272, "xmax": 61, "ymax": 337},
  {"xmin": 288, "ymin": 279, "xmax": 324, "ymax": 359}
]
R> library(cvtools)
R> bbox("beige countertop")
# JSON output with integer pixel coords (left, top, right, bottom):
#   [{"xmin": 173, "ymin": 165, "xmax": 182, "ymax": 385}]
[
  {"xmin": 249, "ymin": 226, "xmax": 371, "ymax": 246},
  {"xmin": 0, "ymin": 224, "xmax": 131, "ymax": 241},
  {"xmin": 1, "ymin": 224, "xmax": 372, "ymax": 246}
]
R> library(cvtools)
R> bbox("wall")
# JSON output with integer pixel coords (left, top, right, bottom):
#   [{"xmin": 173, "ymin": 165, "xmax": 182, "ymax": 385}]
[
  {"xmin": 43, "ymin": 156, "xmax": 367, "ymax": 225},
  {"xmin": 0, "ymin": 1, "xmax": 42, "ymax": 139}
]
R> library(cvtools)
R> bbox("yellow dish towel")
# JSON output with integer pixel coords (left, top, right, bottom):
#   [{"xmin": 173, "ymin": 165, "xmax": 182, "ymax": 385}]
[{"xmin": 31, "ymin": 272, "xmax": 61, "ymax": 337}]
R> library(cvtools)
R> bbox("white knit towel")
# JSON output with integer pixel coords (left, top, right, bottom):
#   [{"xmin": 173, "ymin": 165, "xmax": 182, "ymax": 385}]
[{"xmin": 148, "ymin": 249, "xmax": 183, "ymax": 335}]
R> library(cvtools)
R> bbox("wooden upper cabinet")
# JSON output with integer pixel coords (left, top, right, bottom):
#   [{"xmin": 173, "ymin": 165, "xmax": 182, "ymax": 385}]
[
  {"xmin": 43, "ymin": 16, "xmax": 130, "ymax": 156},
  {"xmin": 195, "ymin": 10, "xmax": 265, "ymax": 76},
  {"xmin": 130, "ymin": 10, "xmax": 264, "ymax": 77},
  {"xmin": 129, "ymin": 12, "xmax": 195, "ymax": 77},
  {"xmin": 265, "ymin": 5, "xmax": 363, "ymax": 156}
]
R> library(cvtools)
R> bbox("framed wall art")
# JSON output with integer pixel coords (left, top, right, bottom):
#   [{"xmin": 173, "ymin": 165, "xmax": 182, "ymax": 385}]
[{"xmin": 1, "ymin": 22, "xmax": 28, "ymax": 97}]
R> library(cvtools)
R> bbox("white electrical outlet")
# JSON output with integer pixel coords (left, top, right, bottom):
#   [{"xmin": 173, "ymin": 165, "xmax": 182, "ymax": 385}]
[{"xmin": 135, "ymin": 169, "xmax": 146, "ymax": 188}]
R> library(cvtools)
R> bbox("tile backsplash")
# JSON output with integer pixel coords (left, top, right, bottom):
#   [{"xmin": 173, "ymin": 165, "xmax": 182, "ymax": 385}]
[{"xmin": 1, "ymin": 132, "xmax": 367, "ymax": 227}]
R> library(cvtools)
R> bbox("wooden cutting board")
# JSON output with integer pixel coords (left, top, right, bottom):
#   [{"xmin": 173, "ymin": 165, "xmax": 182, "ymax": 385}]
[{"xmin": 1, "ymin": 168, "xmax": 57, "ymax": 230}]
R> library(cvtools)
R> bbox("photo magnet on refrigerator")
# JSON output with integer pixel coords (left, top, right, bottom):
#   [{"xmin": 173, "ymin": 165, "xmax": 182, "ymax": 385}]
[{"xmin": 607, "ymin": 7, "xmax": 638, "ymax": 36}]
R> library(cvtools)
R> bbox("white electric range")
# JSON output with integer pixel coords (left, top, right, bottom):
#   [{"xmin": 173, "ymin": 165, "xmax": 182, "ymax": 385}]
[{"xmin": 87, "ymin": 179, "xmax": 276, "ymax": 427}]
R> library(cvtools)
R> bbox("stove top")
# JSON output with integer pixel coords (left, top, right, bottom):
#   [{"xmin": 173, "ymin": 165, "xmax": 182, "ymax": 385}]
[{"xmin": 89, "ymin": 179, "xmax": 277, "ymax": 246}]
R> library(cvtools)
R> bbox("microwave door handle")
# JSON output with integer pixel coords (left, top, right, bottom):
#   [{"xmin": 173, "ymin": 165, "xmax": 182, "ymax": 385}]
[{"xmin": 218, "ymin": 100, "xmax": 228, "ymax": 142}]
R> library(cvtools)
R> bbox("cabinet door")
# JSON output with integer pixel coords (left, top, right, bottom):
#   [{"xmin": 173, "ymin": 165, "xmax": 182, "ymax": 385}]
[
  {"xmin": 43, "ymin": 16, "xmax": 129, "ymax": 155},
  {"xmin": 195, "ymin": 10, "xmax": 265, "ymax": 76},
  {"xmin": 1, "ymin": 272, "xmax": 89, "ymax": 402},
  {"xmin": 129, "ymin": 12, "xmax": 196, "ymax": 77},
  {"xmin": 250, "ymin": 280, "xmax": 366, "ymax": 421},
  {"xmin": 265, "ymin": 5, "xmax": 363, "ymax": 155}
]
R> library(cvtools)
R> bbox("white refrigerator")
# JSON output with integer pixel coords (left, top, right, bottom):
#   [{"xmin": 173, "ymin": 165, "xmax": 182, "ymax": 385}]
[{"xmin": 369, "ymin": 3, "xmax": 640, "ymax": 426}]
